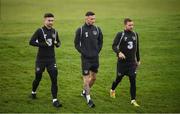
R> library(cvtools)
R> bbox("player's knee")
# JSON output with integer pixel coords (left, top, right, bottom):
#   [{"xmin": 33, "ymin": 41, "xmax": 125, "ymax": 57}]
[
  {"xmin": 53, "ymin": 69, "xmax": 58, "ymax": 76},
  {"xmin": 91, "ymin": 71, "xmax": 96, "ymax": 76},
  {"xmin": 84, "ymin": 82, "xmax": 89, "ymax": 88},
  {"xmin": 117, "ymin": 71, "xmax": 123, "ymax": 77},
  {"xmin": 52, "ymin": 82, "xmax": 58, "ymax": 87},
  {"xmin": 114, "ymin": 78, "xmax": 120, "ymax": 83},
  {"xmin": 35, "ymin": 70, "xmax": 43, "ymax": 81},
  {"xmin": 84, "ymin": 79, "xmax": 90, "ymax": 85},
  {"xmin": 35, "ymin": 69, "xmax": 43, "ymax": 74},
  {"xmin": 35, "ymin": 71, "xmax": 43, "ymax": 80},
  {"xmin": 85, "ymin": 78, "xmax": 90, "ymax": 84},
  {"xmin": 91, "ymin": 76, "xmax": 96, "ymax": 81},
  {"xmin": 115, "ymin": 77, "xmax": 121, "ymax": 83},
  {"xmin": 48, "ymin": 69, "xmax": 58, "ymax": 77},
  {"xmin": 116, "ymin": 72, "xmax": 123, "ymax": 80},
  {"xmin": 130, "ymin": 71, "xmax": 136, "ymax": 77},
  {"xmin": 129, "ymin": 74, "xmax": 136, "ymax": 80},
  {"xmin": 92, "ymin": 77, "xmax": 96, "ymax": 81},
  {"xmin": 129, "ymin": 75, "xmax": 136, "ymax": 85}
]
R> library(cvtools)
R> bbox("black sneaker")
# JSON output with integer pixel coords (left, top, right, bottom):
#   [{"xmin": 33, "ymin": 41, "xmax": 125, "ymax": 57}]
[
  {"xmin": 53, "ymin": 100, "xmax": 62, "ymax": 108},
  {"xmin": 81, "ymin": 91, "xmax": 86, "ymax": 99},
  {"xmin": 88, "ymin": 100, "xmax": 95, "ymax": 108},
  {"xmin": 30, "ymin": 93, "xmax": 37, "ymax": 99}
]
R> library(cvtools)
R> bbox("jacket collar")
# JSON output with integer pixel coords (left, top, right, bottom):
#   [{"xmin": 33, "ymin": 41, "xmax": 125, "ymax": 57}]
[{"xmin": 43, "ymin": 25, "xmax": 52, "ymax": 31}]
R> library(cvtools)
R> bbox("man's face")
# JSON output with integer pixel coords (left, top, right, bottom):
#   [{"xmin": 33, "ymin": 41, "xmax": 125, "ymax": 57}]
[
  {"xmin": 85, "ymin": 15, "xmax": 96, "ymax": 25},
  {"xmin": 125, "ymin": 21, "xmax": 134, "ymax": 31},
  {"xmin": 44, "ymin": 17, "xmax": 54, "ymax": 28}
]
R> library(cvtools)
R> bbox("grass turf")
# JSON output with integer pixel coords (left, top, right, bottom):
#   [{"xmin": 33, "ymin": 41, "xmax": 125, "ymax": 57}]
[{"xmin": 0, "ymin": 0, "xmax": 180, "ymax": 113}]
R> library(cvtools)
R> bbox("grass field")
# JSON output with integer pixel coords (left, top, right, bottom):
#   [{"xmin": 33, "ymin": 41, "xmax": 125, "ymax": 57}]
[{"xmin": 0, "ymin": 0, "xmax": 180, "ymax": 113}]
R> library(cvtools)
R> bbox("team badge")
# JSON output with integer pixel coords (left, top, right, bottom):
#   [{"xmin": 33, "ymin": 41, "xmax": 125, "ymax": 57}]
[
  {"xmin": 132, "ymin": 36, "xmax": 136, "ymax": 40},
  {"xmin": 52, "ymin": 33, "xmax": 56, "ymax": 39},
  {"xmin": 93, "ymin": 30, "xmax": 97, "ymax": 35}
]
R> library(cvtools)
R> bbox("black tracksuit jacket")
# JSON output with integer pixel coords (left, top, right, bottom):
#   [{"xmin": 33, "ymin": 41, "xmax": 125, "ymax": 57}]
[
  {"xmin": 74, "ymin": 23, "xmax": 103, "ymax": 59},
  {"xmin": 112, "ymin": 30, "xmax": 140, "ymax": 63},
  {"xmin": 29, "ymin": 26, "xmax": 60, "ymax": 62}
]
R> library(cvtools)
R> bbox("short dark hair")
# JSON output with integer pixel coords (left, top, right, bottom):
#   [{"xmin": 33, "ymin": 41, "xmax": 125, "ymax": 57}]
[
  {"xmin": 44, "ymin": 13, "xmax": 54, "ymax": 18},
  {"xmin": 124, "ymin": 18, "xmax": 132, "ymax": 25},
  {"xmin": 85, "ymin": 11, "xmax": 95, "ymax": 16}
]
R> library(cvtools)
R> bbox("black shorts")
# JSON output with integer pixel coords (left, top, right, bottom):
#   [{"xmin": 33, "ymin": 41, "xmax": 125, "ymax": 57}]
[
  {"xmin": 81, "ymin": 56, "xmax": 99, "ymax": 76},
  {"xmin": 35, "ymin": 61, "xmax": 57, "ymax": 73},
  {"xmin": 117, "ymin": 61, "xmax": 137, "ymax": 77}
]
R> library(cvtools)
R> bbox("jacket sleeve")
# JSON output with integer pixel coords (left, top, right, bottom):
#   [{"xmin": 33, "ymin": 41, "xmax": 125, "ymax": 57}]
[
  {"xmin": 136, "ymin": 32, "xmax": 140, "ymax": 62},
  {"xmin": 74, "ymin": 28, "xmax": 82, "ymax": 53},
  {"xmin": 29, "ymin": 29, "xmax": 47, "ymax": 47},
  {"xmin": 112, "ymin": 32, "xmax": 122, "ymax": 55},
  {"xmin": 54, "ymin": 31, "xmax": 61, "ymax": 48},
  {"xmin": 97, "ymin": 27, "xmax": 103, "ymax": 53}
]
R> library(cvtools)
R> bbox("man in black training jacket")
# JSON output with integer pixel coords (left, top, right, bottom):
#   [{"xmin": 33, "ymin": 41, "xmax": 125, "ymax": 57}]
[
  {"xmin": 110, "ymin": 18, "xmax": 140, "ymax": 107},
  {"xmin": 74, "ymin": 11, "xmax": 103, "ymax": 108},
  {"xmin": 29, "ymin": 13, "xmax": 62, "ymax": 108}
]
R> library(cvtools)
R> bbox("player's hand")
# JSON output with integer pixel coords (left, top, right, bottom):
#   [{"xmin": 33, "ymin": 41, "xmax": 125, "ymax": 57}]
[
  {"xmin": 45, "ymin": 39, "xmax": 53, "ymax": 46},
  {"xmin": 54, "ymin": 40, "xmax": 60, "ymax": 47},
  {"xmin": 54, "ymin": 40, "xmax": 57, "ymax": 44},
  {"xmin": 45, "ymin": 41, "xmax": 52, "ymax": 46},
  {"xmin": 118, "ymin": 52, "xmax": 126, "ymax": 59},
  {"xmin": 136, "ymin": 61, "xmax": 141, "ymax": 66}
]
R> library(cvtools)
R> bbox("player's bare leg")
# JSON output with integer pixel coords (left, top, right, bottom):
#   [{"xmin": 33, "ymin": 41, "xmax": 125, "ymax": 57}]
[
  {"xmin": 82, "ymin": 74, "xmax": 95, "ymax": 108},
  {"xmin": 83, "ymin": 75, "xmax": 91, "ymax": 96},
  {"xmin": 89, "ymin": 71, "xmax": 96, "ymax": 88}
]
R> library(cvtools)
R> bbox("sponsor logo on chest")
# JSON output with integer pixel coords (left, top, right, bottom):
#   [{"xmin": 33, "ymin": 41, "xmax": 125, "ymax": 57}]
[{"xmin": 85, "ymin": 32, "xmax": 88, "ymax": 38}]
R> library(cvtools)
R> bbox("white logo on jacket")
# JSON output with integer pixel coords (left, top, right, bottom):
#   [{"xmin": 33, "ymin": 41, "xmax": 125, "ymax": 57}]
[
  {"xmin": 124, "ymin": 37, "xmax": 127, "ymax": 41},
  {"xmin": 85, "ymin": 32, "xmax": 88, "ymax": 38}
]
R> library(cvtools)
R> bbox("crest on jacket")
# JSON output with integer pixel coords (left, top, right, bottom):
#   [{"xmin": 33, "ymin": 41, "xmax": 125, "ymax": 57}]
[{"xmin": 93, "ymin": 30, "xmax": 98, "ymax": 35}]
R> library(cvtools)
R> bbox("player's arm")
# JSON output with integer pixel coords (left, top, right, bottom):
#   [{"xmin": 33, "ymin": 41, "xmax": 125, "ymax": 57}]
[
  {"xmin": 29, "ymin": 29, "xmax": 47, "ymax": 47},
  {"xmin": 54, "ymin": 31, "xmax": 61, "ymax": 48},
  {"xmin": 136, "ymin": 33, "xmax": 140, "ymax": 65},
  {"xmin": 112, "ymin": 32, "xmax": 126, "ymax": 59},
  {"xmin": 74, "ymin": 28, "xmax": 82, "ymax": 53},
  {"xmin": 97, "ymin": 27, "xmax": 103, "ymax": 53}
]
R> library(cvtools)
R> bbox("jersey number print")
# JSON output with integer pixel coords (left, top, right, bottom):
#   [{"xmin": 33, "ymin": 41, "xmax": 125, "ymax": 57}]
[{"xmin": 127, "ymin": 41, "xmax": 133, "ymax": 49}]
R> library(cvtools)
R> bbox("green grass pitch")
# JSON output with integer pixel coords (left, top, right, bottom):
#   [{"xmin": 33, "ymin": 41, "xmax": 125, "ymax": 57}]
[{"xmin": 0, "ymin": 0, "xmax": 180, "ymax": 113}]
